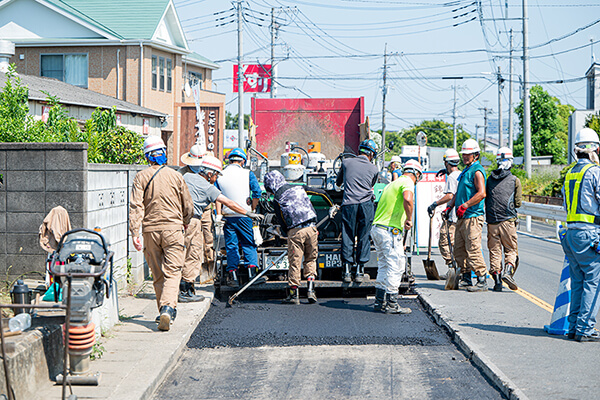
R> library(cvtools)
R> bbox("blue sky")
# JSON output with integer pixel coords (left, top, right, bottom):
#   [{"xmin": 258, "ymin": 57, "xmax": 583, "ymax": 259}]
[{"xmin": 176, "ymin": 0, "xmax": 600, "ymax": 141}]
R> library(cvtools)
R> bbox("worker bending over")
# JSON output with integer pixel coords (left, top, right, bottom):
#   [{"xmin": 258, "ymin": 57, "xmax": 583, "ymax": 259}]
[
  {"xmin": 264, "ymin": 170, "xmax": 326, "ymax": 304},
  {"xmin": 427, "ymin": 149, "xmax": 461, "ymax": 275},
  {"xmin": 216, "ymin": 148, "xmax": 263, "ymax": 287},
  {"xmin": 371, "ymin": 160, "xmax": 422, "ymax": 314},
  {"xmin": 130, "ymin": 136, "xmax": 193, "ymax": 331},
  {"xmin": 561, "ymin": 128, "xmax": 600, "ymax": 342},
  {"xmin": 446, "ymin": 139, "xmax": 488, "ymax": 292},
  {"xmin": 485, "ymin": 147, "xmax": 522, "ymax": 291},
  {"xmin": 336, "ymin": 139, "xmax": 379, "ymax": 283}
]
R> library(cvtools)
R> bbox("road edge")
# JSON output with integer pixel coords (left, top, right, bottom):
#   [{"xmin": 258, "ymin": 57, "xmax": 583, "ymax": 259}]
[{"xmin": 416, "ymin": 288, "xmax": 530, "ymax": 400}]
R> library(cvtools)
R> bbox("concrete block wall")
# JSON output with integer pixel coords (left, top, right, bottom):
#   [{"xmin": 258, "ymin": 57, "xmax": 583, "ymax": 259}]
[{"xmin": 0, "ymin": 142, "xmax": 87, "ymax": 278}]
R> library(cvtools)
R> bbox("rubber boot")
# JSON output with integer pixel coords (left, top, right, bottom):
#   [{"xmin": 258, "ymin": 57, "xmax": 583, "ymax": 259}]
[
  {"xmin": 374, "ymin": 288, "xmax": 385, "ymax": 312},
  {"xmin": 502, "ymin": 263, "xmax": 518, "ymax": 290},
  {"xmin": 282, "ymin": 287, "xmax": 300, "ymax": 305},
  {"xmin": 492, "ymin": 273, "xmax": 503, "ymax": 292},
  {"xmin": 354, "ymin": 263, "xmax": 365, "ymax": 283},
  {"xmin": 247, "ymin": 266, "xmax": 266, "ymax": 285},
  {"xmin": 467, "ymin": 275, "xmax": 488, "ymax": 292},
  {"xmin": 158, "ymin": 305, "xmax": 175, "ymax": 331},
  {"xmin": 226, "ymin": 270, "xmax": 239, "ymax": 287},
  {"xmin": 383, "ymin": 292, "xmax": 412, "ymax": 315},
  {"xmin": 342, "ymin": 262, "xmax": 352, "ymax": 283},
  {"xmin": 307, "ymin": 278, "xmax": 317, "ymax": 304},
  {"xmin": 178, "ymin": 281, "xmax": 205, "ymax": 303},
  {"xmin": 458, "ymin": 271, "xmax": 473, "ymax": 288}
]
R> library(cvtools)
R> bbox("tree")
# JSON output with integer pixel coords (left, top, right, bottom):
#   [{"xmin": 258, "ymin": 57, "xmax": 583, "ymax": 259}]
[
  {"xmin": 396, "ymin": 120, "xmax": 471, "ymax": 150},
  {"xmin": 225, "ymin": 111, "xmax": 250, "ymax": 130},
  {"xmin": 0, "ymin": 64, "xmax": 33, "ymax": 142},
  {"xmin": 584, "ymin": 110, "xmax": 600, "ymax": 133},
  {"xmin": 514, "ymin": 85, "xmax": 572, "ymax": 164}
]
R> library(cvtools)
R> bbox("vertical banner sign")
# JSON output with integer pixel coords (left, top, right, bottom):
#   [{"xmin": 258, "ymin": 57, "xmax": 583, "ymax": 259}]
[
  {"xmin": 415, "ymin": 172, "xmax": 447, "ymax": 248},
  {"xmin": 116, "ymin": 114, "xmax": 122, "ymax": 126},
  {"xmin": 233, "ymin": 64, "xmax": 272, "ymax": 93},
  {"xmin": 42, "ymin": 106, "xmax": 50, "ymax": 123},
  {"xmin": 180, "ymin": 105, "xmax": 222, "ymax": 162},
  {"xmin": 192, "ymin": 82, "xmax": 207, "ymax": 153},
  {"xmin": 143, "ymin": 118, "xmax": 149, "ymax": 135}
]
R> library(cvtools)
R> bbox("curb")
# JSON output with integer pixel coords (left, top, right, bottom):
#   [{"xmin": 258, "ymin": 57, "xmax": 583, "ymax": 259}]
[{"xmin": 416, "ymin": 289, "xmax": 530, "ymax": 400}]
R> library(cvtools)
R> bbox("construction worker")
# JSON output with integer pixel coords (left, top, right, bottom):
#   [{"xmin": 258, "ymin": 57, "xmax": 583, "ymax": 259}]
[
  {"xmin": 336, "ymin": 139, "xmax": 379, "ymax": 283},
  {"xmin": 130, "ymin": 136, "xmax": 193, "ymax": 331},
  {"xmin": 389, "ymin": 155, "xmax": 403, "ymax": 181},
  {"xmin": 561, "ymin": 128, "xmax": 600, "ymax": 342},
  {"xmin": 264, "ymin": 170, "xmax": 322, "ymax": 304},
  {"xmin": 427, "ymin": 148, "xmax": 461, "ymax": 273},
  {"xmin": 216, "ymin": 148, "xmax": 263, "ymax": 287},
  {"xmin": 446, "ymin": 138, "xmax": 488, "ymax": 292},
  {"xmin": 371, "ymin": 160, "xmax": 421, "ymax": 314},
  {"xmin": 179, "ymin": 146, "xmax": 216, "ymax": 285},
  {"xmin": 485, "ymin": 147, "xmax": 522, "ymax": 292}
]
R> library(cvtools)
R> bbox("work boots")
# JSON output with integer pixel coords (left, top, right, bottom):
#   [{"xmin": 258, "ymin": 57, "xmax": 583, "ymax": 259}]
[
  {"xmin": 178, "ymin": 281, "xmax": 206, "ymax": 303},
  {"xmin": 282, "ymin": 287, "xmax": 300, "ymax": 305},
  {"xmin": 158, "ymin": 305, "xmax": 176, "ymax": 331},
  {"xmin": 374, "ymin": 288, "xmax": 385, "ymax": 312},
  {"xmin": 307, "ymin": 278, "xmax": 317, "ymax": 304},
  {"xmin": 502, "ymin": 263, "xmax": 518, "ymax": 290},
  {"xmin": 247, "ymin": 266, "xmax": 266, "ymax": 285},
  {"xmin": 492, "ymin": 273, "xmax": 503, "ymax": 292},
  {"xmin": 459, "ymin": 271, "xmax": 473, "ymax": 288},
  {"xmin": 354, "ymin": 263, "xmax": 365, "ymax": 283},
  {"xmin": 382, "ymin": 292, "xmax": 412, "ymax": 315},
  {"xmin": 467, "ymin": 275, "xmax": 488, "ymax": 292},
  {"xmin": 342, "ymin": 263, "xmax": 352, "ymax": 283},
  {"xmin": 226, "ymin": 270, "xmax": 239, "ymax": 287}
]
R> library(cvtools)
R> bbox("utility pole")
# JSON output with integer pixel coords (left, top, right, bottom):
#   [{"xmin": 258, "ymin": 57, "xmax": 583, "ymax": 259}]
[
  {"xmin": 498, "ymin": 66, "xmax": 503, "ymax": 148},
  {"xmin": 479, "ymin": 107, "xmax": 491, "ymax": 152},
  {"xmin": 508, "ymin": 29, "xmax": 514, "ymax": 150},
  {"xmin": 381, "ymin": 43, "xmax": 388, "ymax": 158},
  {"xmin": 270, "ymin": 8, "xmax": 277, "ymax": 98},
  {"xmin": 237, "ymin": 0, "xmax": 244, "ymax": 148},
  {"xmin": 452, "ymin": 84, "xmax": 458, "ymax": 149},
  {"xmin": 523, "ymin": 0, "xmax": 532, "ymax": 177}
]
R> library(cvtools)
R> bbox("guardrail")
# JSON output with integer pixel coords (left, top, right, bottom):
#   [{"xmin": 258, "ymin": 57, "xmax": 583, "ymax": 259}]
[{"xmin": 518, "ymin": 201, "xmax": 565, "ymax": 239}]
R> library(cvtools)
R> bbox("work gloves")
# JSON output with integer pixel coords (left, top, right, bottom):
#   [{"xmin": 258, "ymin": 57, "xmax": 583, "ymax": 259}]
[
  {"xmin": 427, "ymin": 202, "xmax": 437, "ymax": 218},
  {"xmin": 442, "ymin": 206, "xmax": 452, "ymax": 220},
  {"xmin": 436, "ymin": 169, "xmax": 447, "ymax": 178},
  {"xmin": 456, "ymin": 204, "xmax": 467, "ymax": 218},
  {"xmin": 246, "ymin": 211, "xmax": 265, "ymax": 221},
  {"xmin": 329, "ymin": 205, "xmax": 340, "ymax": 219}
]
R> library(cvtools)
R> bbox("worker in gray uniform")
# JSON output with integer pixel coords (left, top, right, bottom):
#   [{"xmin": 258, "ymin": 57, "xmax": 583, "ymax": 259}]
[{"xmin": 336, "ymin": 139, "xmax": 379, "ymax": 283}]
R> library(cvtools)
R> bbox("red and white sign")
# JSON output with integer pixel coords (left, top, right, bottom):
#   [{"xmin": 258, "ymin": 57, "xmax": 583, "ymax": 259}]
[
  {"xmin": 42, "ymin": 106, "xmax": 50, "ymax": 123},
  {"xmin": 116, "ymin": 114, "xmax": 122, "ymax": 126},
  {"xmin": 233, "ymin": 64, "xmax": 272, "ymax": 93},
  {"xmin": 143, "ymin": 118, "xmax": 149, "ymax": 135},
  {"xmin": 415, "ymin": 172, "xmax": 447, "ymax": 248}
]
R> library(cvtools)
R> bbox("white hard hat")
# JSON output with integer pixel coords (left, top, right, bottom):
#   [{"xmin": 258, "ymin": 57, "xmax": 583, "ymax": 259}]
[
  {"xmin": 390, "ymin": 155, "xmax": 402, "ymax": 163},
  {"xmin": 575, "ymin": 128, "xmax": 600, "ymax": 149},
  {"xmin": 200, "ymin": 155, "xmax": 223, "ymax": 174},
  {"xmin": 496, "ymin": 147, "xmax": 513, "ymax": 160},
  {"xmin": 143, "ymin": 136, "xmax": 166, "ymax": 154},
  {"xmin": 403, "ymin": 159, "xmax": 423, "ymax": 181},
  {"xmin": 181, "ymin": 144, "xmax": 204, "ymax": 166},
  {"xmin": 460, "ymin": 138, "xmax": 481, "ymax": 154},
  {"xmin": 443, "ymin": 148, "xmax": 460, "ymax": 163}
]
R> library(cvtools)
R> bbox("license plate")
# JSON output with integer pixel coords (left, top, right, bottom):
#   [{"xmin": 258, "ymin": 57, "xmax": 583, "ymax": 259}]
[
  {"xmin": 318, "ymin": 252, "xmax": 342, "ymax": 268},
  {"xmin": 266, "ymin": 254, "xmax": 289, "ymax": 270}
]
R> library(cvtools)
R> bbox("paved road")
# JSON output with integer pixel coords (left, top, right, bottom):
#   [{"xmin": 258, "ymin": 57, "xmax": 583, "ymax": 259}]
[{"xmin": 154, "ymin": 298, "xmax": 504, "ymax": 399}]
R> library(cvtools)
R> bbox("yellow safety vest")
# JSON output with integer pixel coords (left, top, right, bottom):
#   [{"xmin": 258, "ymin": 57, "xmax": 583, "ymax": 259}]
[{"xmin": 565, "ymin": 163, "xmax": 600, "ymax": 224}]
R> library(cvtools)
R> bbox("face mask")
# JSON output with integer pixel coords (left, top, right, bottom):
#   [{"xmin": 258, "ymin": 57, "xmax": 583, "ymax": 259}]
[
  {"xmin": 498, "ymin": 160, "xmax": 513, "ymax": 170},
  {"xmin": 189, "ymin": 165, "xmax": 201, "ymax": 173},
  {"xmin": 146, "ymin": 149, "xmax": 167, "ymax": 165}
]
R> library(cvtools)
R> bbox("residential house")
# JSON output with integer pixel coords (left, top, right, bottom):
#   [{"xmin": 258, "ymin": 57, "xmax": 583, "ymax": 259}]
[
  {"xmin": 0, "ymin": 0, "xmax": 225, "ymax": 164},
  {"xmin": 568, "ymin": 62, "xmax": 600, "ymax": 163}
]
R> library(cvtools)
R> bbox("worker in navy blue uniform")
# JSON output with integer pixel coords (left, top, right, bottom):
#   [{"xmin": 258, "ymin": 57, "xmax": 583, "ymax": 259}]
[
  {"xmin": 562, "ymin": 128, "xmax": 600, "ymax": 342},
  {"xmin": 336, "ymin": 139, "xmax": 379, "ymax": 283},
  {"xmin": 216, "ymin": 148, "xmax": 263, "ymax": 287}
]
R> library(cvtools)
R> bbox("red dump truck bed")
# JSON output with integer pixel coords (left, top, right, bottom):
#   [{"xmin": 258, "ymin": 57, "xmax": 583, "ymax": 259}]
[{"xmin": 251, "ymin": 97, "xmax": 364, "ymax": 159}]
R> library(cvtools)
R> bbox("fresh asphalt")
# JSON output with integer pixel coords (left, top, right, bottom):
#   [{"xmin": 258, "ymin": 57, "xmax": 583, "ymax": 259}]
[{"xmin": 153, "ymin": 298, "xmax": 504, "ymax": 399}]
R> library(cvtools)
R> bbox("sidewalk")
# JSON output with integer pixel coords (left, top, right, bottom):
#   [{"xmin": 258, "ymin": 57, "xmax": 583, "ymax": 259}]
[
  {"xmin": 36, "ymin": 283, "xmax": 214, "ymax": 400},
  {"xmin": 413, "ymin": 250, "xmax": 600, "ymax": 400}
]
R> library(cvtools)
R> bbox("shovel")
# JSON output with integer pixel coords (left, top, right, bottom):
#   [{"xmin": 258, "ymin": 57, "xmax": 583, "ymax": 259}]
[
  {"xmin": 444, "ymin": 217, "xmax": 460, "ymax": 290},
  {"xmin": 423, "ymin": 215, "xmax": 441, "ymax": 280}
]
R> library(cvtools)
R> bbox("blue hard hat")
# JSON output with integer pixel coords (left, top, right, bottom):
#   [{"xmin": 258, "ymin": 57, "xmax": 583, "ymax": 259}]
[
  {"xmin": 229, "ymin": 147, "xmax": 247, "ymax": 161},
  {"xmin": 359, "ymin": 139, "xmax": 378, "ymax": 155}
]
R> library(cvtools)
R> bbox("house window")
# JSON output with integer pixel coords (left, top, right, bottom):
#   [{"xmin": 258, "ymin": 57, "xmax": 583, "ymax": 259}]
[
  {"xmin": 152, "ymin": 56, "xmax": 157, "ymax": 90},
  {"xmin": 159, "ymin": 57, "xmax": 165, "ymax": 91},
  {"xmin": 41, "ymin": 54, "xmax": 88, "ymax": 87},
  {"xmin": 166, "ymin": 59, "xmax": 172, "ymax": 92},
  {"xmin": 188, "ymin": 71, "xmax": 202, "ymax": 89}
]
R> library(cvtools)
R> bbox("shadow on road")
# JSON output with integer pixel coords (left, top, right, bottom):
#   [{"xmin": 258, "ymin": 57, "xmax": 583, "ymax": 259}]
[
  {"xmin": 460, "ymin": 323, "xmax": 550, "ymax": 338},
  {"xmin": 318, "ymin": 299, "xmax": 375, "ymax": 313}
]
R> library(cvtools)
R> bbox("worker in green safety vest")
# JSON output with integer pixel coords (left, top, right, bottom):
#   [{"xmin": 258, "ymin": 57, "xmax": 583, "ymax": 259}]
[{"xmin": 561, "ymin": 127, "xmax": 600, "ymax": 342}]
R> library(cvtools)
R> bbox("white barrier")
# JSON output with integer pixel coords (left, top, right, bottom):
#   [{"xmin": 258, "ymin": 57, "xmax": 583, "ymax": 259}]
[{"xmin": 518, "ymin": 201, "xmax": 566, "ymax": 238}]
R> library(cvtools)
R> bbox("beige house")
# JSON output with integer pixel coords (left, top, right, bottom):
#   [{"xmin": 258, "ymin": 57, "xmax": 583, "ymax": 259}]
[{"xmin": 0, "ymin": 0, "xmax": 225, "ymax": 163}]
